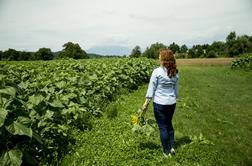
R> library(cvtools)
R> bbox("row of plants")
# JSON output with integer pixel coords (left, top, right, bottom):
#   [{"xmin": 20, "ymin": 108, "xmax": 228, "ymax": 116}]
[
  {"xmin": 0, "ymin": 58, "xmax": 157, "ymax": 165},
  {"xmin": 231, "ymin": 53, "xmax": 252, "ymax": 70}
]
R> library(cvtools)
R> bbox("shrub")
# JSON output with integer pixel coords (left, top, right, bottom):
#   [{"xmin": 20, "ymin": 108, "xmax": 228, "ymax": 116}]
[
  {"xmin": 206, "ymin": 51, "xmax": 217, "ymax": 58},
  {"xmin": 231, "ymin": 54, "xmax": 252, "ymax": 70}
]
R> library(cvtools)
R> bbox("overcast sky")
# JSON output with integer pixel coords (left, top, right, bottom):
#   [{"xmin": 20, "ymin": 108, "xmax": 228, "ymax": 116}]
[{"xmin": 0, "ymin": 0, "xmax": 251, "ymax": 53}]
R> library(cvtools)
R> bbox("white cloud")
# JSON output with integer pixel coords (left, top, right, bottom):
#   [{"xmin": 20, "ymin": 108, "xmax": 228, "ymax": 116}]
[{"xmin": 0, "ymin": 0, "xmax": 251, "ymax": 51}]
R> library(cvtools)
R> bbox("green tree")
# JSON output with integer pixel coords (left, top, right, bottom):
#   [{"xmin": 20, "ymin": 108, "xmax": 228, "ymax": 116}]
[
  {"xmin": 19, "ymin": 51, "xmax": 32, "ymax": 60},
  {"xmin": 34, "ymin": 48, "xmax": 53, "ymax": 60},
  {"xmin": 209, "ymin": 41, "xmax": 225, "ymax": 56},
  {"xmin": 168, "ymin": 42, "xmax": 180, "ymax": 53},
  {"xmin": 202, "ymin": 44, "xmax": 210, "ymax": 50},
  {"xmin": 236, "ymin": 35, "xmax": 252, "ymax": 54},
  {"xmin": 206, "ymin": 50, "xmax": 217, "ymax": 58},
  {"xmin": 225, "ymin": 34, "xmax": 252, "ymax": 56},
  {"xmin": 142, "ymin": 42, "xmax": 167, "ymax": 59},
  {"xmin": 187, "ymin": 45, "xmax": 202, "ymax": 58},
  {"xmin": 249, "ymin": 36, "xmax": 252, "ymax": 43},
  {"xmin": 188, "ymin": 48, "xmax": 196, "ymax": 58},
  {"xmin": 2, "ymin": 49, "xmax": 20, "ymax": 61},
  {"xmin": 130, "ymin": 46, "xmax": 141, "ymax": 58},
  {"xmin": 180, "ymin": 44, "xmax": 188, "ymax": 53},
  {"xmin": 59, "ymin": 42, "xmax": 88, "ymax": 59},
  {"xmin": 0, "ymin": 51, "xmax": 2, "ymax": 60},
  {"xmin": 193, "ymin": 45, "xmax": 204, "ymax": 58},
  {"xmin": 196, "ymin": 46, "xmax": 205, "ymax": 58},
  {"xmin": 226, "ymin": 31, "xmax": 236, "ymax": 42},
  {"xmin": 225, "ymin": 31, "xmax": 239, "ymax": 56}
]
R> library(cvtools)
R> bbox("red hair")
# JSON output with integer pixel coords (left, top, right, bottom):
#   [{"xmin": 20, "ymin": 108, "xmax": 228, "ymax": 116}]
[{"xmin": 159, "ymin": 48, "xmax": 177, "ymax": 77}]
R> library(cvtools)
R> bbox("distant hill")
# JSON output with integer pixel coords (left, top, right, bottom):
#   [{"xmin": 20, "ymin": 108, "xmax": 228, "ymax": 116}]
[
  {"xmin": 87, "ymin": 45, "xmax": 131, "ymax": 56},
  {"xmin": 53, "ymin": 51, "xmax": 61, "ymax": 58},
  {"xmin": 87, "ymin": 53, "xmax": 103, "ymax": 58}
]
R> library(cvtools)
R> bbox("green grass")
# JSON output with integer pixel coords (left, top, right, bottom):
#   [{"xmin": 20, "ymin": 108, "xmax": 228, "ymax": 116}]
[{"xmin": 60, "ymin": 66, "xmax": 252, "ymax": 166}]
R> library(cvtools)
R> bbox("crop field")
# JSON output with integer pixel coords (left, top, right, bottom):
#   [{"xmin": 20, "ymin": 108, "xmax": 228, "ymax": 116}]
[
  {"xmin": 0, "ymin": 58, "xmax": 252, "ymax": 166},
  {"xmin": 0, "ymin": 58, "xmax": 157, "ymax": 165}
]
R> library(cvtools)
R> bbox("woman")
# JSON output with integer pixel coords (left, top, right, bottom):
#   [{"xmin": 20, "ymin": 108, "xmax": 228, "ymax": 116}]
[{"xmin": 143, "ymin": 48, "xmax": 179, "ymax": 158}]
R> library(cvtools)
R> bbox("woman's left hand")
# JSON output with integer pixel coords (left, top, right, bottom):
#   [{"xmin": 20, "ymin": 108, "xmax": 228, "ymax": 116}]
[{"xmin": 142, "ymin": 99, "xmax": 151, "ymax": 111}]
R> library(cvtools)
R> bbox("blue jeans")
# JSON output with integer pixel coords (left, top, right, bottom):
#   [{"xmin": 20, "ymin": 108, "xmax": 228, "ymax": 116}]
[{"xmin": 153, "ymin": 102, "xmax": 176, "ymax": 154}]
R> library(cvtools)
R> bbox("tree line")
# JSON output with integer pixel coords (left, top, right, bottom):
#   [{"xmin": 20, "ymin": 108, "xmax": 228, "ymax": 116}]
[
  {"xmin": 0, "ymin": 42, "xmax": 89, "ymax": 61},
  {"xmin": 129, "ymin": 31, "xmax": 252, "ymax": 58},
  {"xmin": 1, "ymin": 31, "xmax": 252, "ymax": 61}
]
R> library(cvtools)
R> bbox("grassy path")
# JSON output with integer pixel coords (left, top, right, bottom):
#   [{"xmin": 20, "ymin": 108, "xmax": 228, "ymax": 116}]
[{"xmin": 61, "ymin": 66, "xmax": 252, "ymax": 166}]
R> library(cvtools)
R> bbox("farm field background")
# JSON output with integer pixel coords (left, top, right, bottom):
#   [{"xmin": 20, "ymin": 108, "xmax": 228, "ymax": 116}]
[
  {"xmin": 0, "ymin": 58, "xmax": 252, "ymax": 165},
  {"xmin": 60, "ymin": 61, "xmax": 252, "ymax": 166}
]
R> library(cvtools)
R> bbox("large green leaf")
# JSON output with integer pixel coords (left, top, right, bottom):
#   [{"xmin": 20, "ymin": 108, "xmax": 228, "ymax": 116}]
[
  {"xmin": 55, "ymin": 81, "xmax": 67, "ymax": 89},
  {"xmin": 28, "ymin": 94, "xmax": 44, "ymax": 106},
  {"xmin": 89, "ymin": 74, "xmax": 98, "ymax": 81},
  {"xmin": 16, "ymin": 116, "xmax": 31, "ymax": 125},
  {"xmin": 44, "ymin": 110, "xmax": 54, "ymax": 120},
  {"xmin": 6, "ymin": 121, "xmax": 32, "ymax": 137},
  {"xmin": 0, "ymin": 149, "xmax": 23, "ymax": 166},
  {"xmin": 18, "ymin": 81, "xmax": 28, "ymax": 89},
  {"xmin": 1, "ymin": 98, "xmax": 13, "ymax": 109},
  {"xmin": 0, "ymin": 74, "xmax": 5, "ymax": 80},
  {"xmin": 49, "ymin": 100, "xmax": 64, "ymax": 108},
  {"xmin": 0, "ymin": 86, "xmax": 16, "ymax": 97},
  {"xmin": 0, "ymin": 108, "xmax": 8, "ymax": 127}
]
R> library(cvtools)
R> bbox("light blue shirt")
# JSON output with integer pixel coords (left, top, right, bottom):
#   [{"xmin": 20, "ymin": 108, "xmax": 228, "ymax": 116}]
[{"xmin": 146, "ymin": 66, "xmax": 179, "ymax": 105}]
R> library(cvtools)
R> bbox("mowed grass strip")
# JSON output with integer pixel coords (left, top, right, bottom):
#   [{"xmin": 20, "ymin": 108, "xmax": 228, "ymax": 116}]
[
  {"xmin": 61, "ymin": 65, "xmax": 252, "ymax": 166},
  {"xmin": 177, "ymin": 58, "xmax": 234, "ymax": 66}
]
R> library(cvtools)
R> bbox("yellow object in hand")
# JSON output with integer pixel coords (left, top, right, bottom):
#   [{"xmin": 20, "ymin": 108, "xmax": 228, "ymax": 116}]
[{"xmin": 131, "ymin": 115, "xmax": 140, "ymax": 125}]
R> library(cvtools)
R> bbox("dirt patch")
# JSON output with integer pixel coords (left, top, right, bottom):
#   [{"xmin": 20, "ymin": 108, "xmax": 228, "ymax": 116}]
[{"xmin": 177, "ymin": 58, "xmax": 234, "ymax": 66}]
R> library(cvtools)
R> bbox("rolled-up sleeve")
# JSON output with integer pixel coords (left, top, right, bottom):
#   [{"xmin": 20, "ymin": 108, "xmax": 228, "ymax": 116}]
[
  {"xmin": 175, "ymin": 73, "xmax": 179, "ymax": 98},
  {"xmin": 146, "ymin": 70, "xmax": 158, "ymax": 99}
]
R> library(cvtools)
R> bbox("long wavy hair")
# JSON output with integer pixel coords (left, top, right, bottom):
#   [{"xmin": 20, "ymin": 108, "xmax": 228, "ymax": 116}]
[{"xmin": 159, "ymin": 48, "xmax": 177, "ymax": 77}]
